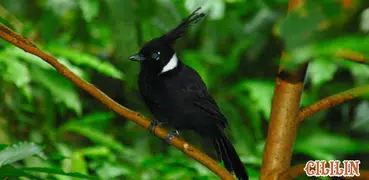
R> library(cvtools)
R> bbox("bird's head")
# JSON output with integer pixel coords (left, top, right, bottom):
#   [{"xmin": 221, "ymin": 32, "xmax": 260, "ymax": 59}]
[{"xmin": 130, "ymin": 7, "xmax": 205, "ymax": 75}]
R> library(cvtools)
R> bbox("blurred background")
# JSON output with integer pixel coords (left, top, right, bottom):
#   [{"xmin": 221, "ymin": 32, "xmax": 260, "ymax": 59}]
[{"xmin": 0, "ymin": 0, "xmax": 369, "ymax": 179}]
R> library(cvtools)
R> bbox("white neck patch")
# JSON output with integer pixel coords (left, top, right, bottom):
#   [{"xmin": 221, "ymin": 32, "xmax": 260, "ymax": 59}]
[{"xmin": 160, "ymin": 53, "xmax": 178, "ymax": 74}]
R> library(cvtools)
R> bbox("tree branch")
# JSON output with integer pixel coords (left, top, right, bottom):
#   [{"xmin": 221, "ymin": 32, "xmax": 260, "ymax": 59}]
[
  {"xmin": 299, "ymin": 84, "xmax": 369, "ymax": 121},
  {"xmin": 0, "ymin": 22, "xmax": 234, "ymax": 180},
  {"xmin": 260, "ymin": 0, "xmax": 307, "ymax": 179},
  {"xmin": 335, "ymin": 50, "xmax": 369, "ymax": 66},
  {"xmin": 278, "ymin": 164, "xmax": 305, "ymax": 179}
]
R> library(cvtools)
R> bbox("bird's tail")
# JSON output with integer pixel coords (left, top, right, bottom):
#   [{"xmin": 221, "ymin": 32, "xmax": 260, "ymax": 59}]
[{"xmin": 213, "ymin": 129, "xmax": 248, "ymax": 180}]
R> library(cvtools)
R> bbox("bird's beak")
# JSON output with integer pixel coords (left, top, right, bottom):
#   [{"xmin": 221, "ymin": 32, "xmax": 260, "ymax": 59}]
[{"xmin": 129, "ymin": 54, "xmax": 146, "ymax": 61}]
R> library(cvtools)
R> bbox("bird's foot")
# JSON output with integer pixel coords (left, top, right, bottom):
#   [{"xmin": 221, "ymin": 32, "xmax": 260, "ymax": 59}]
[
  {"xmin": 149, "ymin": 119, "xmax": 165, "ymax": 133},
  {"xmin": 164, "ymin": 130, "xmax": 180, "ymax": 143}
]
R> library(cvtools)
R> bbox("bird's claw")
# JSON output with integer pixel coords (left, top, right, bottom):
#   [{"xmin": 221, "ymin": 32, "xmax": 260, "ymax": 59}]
[
  {"xmin": 164, "ymin": 130, "xmax": 180, "ymax": 143},
  {"xmin": 149, "ymin": 119, "xmax": 165, "ymax": 133}
]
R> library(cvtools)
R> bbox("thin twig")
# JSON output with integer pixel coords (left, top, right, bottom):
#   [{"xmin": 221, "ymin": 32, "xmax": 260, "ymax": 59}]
[
  {"xmin": 335, "ymin": 50, "xmax": 369, "ymax": 66},
  {"xmin": 299, "ymin": 84, "xmax": 369, "ymax": 121},
  {"xmin": 0, "ymin": 22, "xmax": 234, "ymax": 180},
  {"xmin": 279, "ymin": 164, "xmax": 305, "ymax": 179}
]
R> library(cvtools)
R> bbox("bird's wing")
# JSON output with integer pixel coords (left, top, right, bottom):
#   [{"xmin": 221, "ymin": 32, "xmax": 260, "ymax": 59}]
[
  {"xmin": 183, "ymin": 67, "xmax": 228, "ymax": 127},
  {"xmin": 194, "ymin": 93, "xmax": 228, "ymax": 126}
]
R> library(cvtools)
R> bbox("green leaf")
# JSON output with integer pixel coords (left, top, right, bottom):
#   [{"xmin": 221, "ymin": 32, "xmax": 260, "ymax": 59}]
[
  {"xmin": 0, "ymin": 165, "xmax": 41, "ymax": 179},
  {"xmin": 0, "ymin": 46, "xmax": 52, "ymax": 70},
  {"xmin": 0, "ymin": 145, "xmax": 7, "ymax": 151},
  {"xmin": 222, "ymin": 39, "xmax": 254, "ymax": 76},
  {"xmin": 300, "ymin": 91, "xmax": 318, "ymax": 107},
  {"xmin": 0, "ymin": 50, "xmax": 32, "ymax": 100},
  {"xmin": 339, "ymin": 59, "xmax": 369, "ymax": 85},
  {"xmin": 0, "ymin": 49, "xmax": 41, "ymax": 100},
  {"xmin": 164, "ymin": 168, "xmax": 188, "ymax": 179},
  {"xmin": 0, "ymin": 142, "xmax": 46, "ymax": 167},
  {"xmin": 47, "ymin": 45, "xmax": 123, "ymax": 80},
  {"xmin": 233, "ymin": 80, "xmax": 275, "ymax": 119},
  {"xmin": 0, "ymin": 46, "xmax": 86, "ymax": 79},
  {"xmin": 21, "ymin": 167, "xmax": 93, "ymax": 179},
  {"xmin": 361, "ymin": 8, "xmax": 369, "ymax": 32},
  {"xmin": 244, "ymin": 8, "xmax": 279, "ymax": 34},
  {"xmin": 60, "ymin": 124, "xmax": 131, "ymax": 155},
  {"xmin": 283, "ymin": 45, "xmax": 314, "ymax": 70},
  {"xmin": 70, "ymin": 151, "xmax": 88, "ymax": 178},
  {"xmin": 46, "ymin": 0, "xmax": 77, "ymax": 17},
  {"xmin": 308, "ymin": 57, "xmax": 338, "ymax": 87},
  {"xmin": 352, "ymin": 101, "xmax": 369, "ymax": 133},
  {"xmin": 0, "ymin": 57, "xmax": 30, "ymax": 88},
  {"xmin": 234, "ymin": 94, "xmax": 263, "ymax": 141},
  {"xmin": 78, "ymin": 0, "xmax": 100, "ymax": 22},
  {"xmin": 48, "ymin": 153, "xmax": 68, "ymax": 161},
  {"xmin": 191, "ymin": 161, "xmax": 217, "ymax": 178},
  {"xmin": 218, "ymin": 99, "xmax": 253, "ymax": 155},
  {"xmin": 141, "ymin": 154, "xmax": 165, "ymax": 168},
  {"xmin": 316, "ymin": 35, "xmax": 369, "ymax": 56},
  {"xmin": 78, "ymin": 146, "xmax": 111, "ymax": 157},
  {"xmin": 66, "ymin": 112, "xmax": 115, "ymax": 130},
  {"xmin": 96, "ymin": 162, "xmax": 132, "ymax": 180},
  {"xmin": 280, "ymin": 3, "xmax": 325, "ymax": 51},
  {"xmin": 30, "ymin": 68, "xmax": 82, "ymax": 115},
  {"xmin": 246, "ymin": 167, "xmax": 260, "ymax": 180},
  {"xmin": 349, "ymin": 64, "xmax": 369, "ymax": 82},
  {"xmin": 182, "ymin": 51, "xmax": 211, "ymax": 87},
  {"xmin": 284, "ymin": 35, "xmax": 369, "ymax": 71},
  {"xmin": 57, "ymin": 58, "xmax": 87, "ymax": 80},
  {"xmin": 295, "ymin": 128, "xmax": 369, "ymax": 160}
]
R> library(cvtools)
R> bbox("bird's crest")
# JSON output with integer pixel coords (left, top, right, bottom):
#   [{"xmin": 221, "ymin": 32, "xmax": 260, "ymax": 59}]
[{"xmin": 162, "ymin": 7, "xmax": 205, "ymax": 44}]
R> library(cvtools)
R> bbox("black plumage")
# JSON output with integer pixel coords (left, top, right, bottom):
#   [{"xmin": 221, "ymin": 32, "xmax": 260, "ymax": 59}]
[{"xmin": 130, "ymin": 8, "xmax": 248, "ymax": 180}]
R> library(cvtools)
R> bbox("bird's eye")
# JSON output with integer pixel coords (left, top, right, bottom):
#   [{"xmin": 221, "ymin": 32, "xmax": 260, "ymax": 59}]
[{"xmin": 151, "ymin": 52, "xmax": 160, "ymax": 60}]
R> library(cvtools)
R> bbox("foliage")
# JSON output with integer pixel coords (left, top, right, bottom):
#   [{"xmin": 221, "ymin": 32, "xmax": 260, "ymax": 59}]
[
  {"xmin": 0, "ymin": 0, "xmax": 368, "ymax": 179},
  {"xmin": 0, "ymin": 142, "xmax": 46, "ymax": 167},
  {"xmin": 0, "ymin": 142, "xmax": 92, "ymax": 179}
]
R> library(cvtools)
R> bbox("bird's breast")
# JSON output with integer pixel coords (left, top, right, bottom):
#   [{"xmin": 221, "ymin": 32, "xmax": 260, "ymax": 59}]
[{"xmin": 138, "ymin": 70, "xmax": 186, "ymax": 107}]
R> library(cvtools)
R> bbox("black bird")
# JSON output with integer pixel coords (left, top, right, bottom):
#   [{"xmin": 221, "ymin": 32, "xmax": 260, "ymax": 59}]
[{"xmin": 130, "ymin": 8, "xmax": 248, "ymax": 180}]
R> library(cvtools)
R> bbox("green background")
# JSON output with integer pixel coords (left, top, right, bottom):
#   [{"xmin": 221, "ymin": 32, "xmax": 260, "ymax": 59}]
[{"xmin": 0, "ymin": 0, "xmax": 369, "ymax": 179}]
